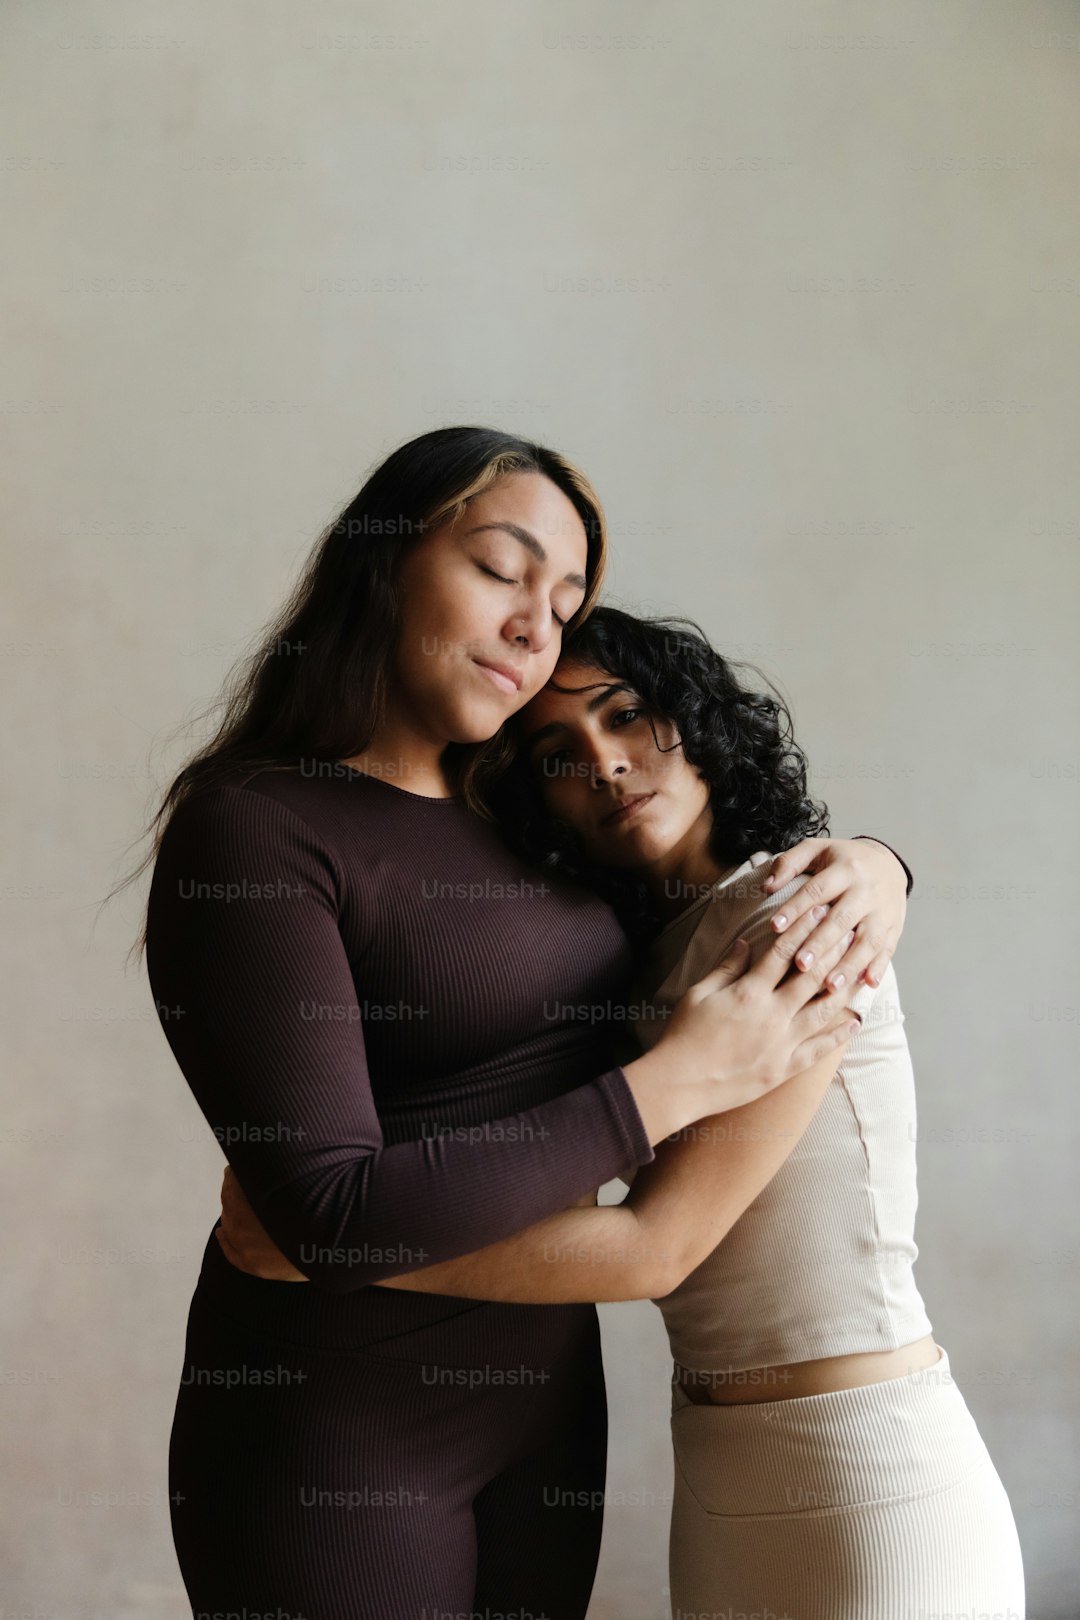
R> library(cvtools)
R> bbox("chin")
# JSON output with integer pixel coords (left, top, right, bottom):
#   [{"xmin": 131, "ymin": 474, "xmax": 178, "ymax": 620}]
[
  {"xmin": 586, "ymin": 838, "xmax": 647, "ymax": 869},
  {"xmin": 444, "ymin": 706, "xmax": 508, "ymax": 746},
  {"xmin": 595, "ymin": 834, "xmax": 672, "ymax": 869}
]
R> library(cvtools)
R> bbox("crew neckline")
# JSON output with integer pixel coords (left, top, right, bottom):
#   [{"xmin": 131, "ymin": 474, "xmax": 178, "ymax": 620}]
[{"xmin": 335, "ymin": 762, "xmax": 465, "ymax": 803}]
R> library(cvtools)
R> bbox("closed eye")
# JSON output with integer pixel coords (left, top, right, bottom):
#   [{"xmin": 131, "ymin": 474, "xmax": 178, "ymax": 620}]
[{"xmin": 477, "ymin": 563, "xmax": 570, "ymax": 628}]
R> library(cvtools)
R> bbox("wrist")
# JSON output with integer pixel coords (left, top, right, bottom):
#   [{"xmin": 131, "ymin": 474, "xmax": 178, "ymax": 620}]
[
  {"xmin": 622, "ymin": 1042, "xmax": 709, "ymax": 1145},
  {"xmin": 852, "ymin": 834, "xmax": 913, "ymax": 897}
]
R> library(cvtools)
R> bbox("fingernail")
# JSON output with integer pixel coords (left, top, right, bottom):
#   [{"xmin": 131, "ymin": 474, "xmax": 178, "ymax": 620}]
[
  {"xmin": 828, "ymin": 972, "xmax": 846, "ymax": 988},
  {"xmin": 796, "ymin": 950, "xmax": 813, "ymax": 969},
  {"xmin": 772, "ymin": 913, "xmax": 788, "ymax": 932},
  {"xmin": 811, "ymin": 905, "xmax": 828, "ymax": 922},
  {"xmin": 843, "ymin": 930, "xmax": 855, "ymax": 947}
]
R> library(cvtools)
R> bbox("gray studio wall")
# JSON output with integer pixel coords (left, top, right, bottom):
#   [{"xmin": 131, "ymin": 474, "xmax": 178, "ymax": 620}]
[{"xmin": 4, "ymin": 1, "xmax": 1077, "ymax": 1614}]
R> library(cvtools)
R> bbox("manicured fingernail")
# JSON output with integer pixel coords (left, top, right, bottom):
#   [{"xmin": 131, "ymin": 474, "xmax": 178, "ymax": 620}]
[
  {"xmin": 842, "ymin": 930, "xmax": 855, "ymax": 947},
  {"xmin": 797, "ymin": 950, "xmax": 813, "ymax": 969},
  {"xmin": 811, "ymin": 905, "xmax": 828, "ymax": 922},
  {"xmin": 828, "ymin": 972, "xmax": 846, "ymax": 988},
  {"xmin": 772, "ymin": 914, "xmax": 788, "ymax": 931}
]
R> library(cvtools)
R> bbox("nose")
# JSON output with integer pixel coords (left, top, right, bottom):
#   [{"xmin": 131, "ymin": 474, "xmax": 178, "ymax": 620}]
[
  {"xmin": 583, "ymin": 735, "xmax": 631, "ymax": 789},
  {"xmin": 505, "ymin": 601, "xmax": 558, "ymax": 658}
]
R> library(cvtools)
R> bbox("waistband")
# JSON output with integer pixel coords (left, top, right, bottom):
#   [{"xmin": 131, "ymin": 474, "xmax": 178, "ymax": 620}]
[
  {"xmin": 194, "ymin": 1220, "xmax": 599, "ymax": 1366},
  {"xmin": 669, "ymin": 1345, "xmax": 994, "ymax": 1516}
]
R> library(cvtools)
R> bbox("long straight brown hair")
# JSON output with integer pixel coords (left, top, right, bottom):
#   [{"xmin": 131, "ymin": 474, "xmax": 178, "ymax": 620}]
[{"xmin": 108, "ymin": 426, "xmax": 610, "ymax": 964}]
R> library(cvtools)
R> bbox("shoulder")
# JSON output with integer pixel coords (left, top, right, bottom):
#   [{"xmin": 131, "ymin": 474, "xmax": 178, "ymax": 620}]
[
  {"xmin": 707, "ymin": 850, "xmax": 810, "ymax": 936},
  {"xmin": 163, "ymin": 771, "xmax": 318, "ymax": 836},
  {"xmin": 156, "ymin": 773, "xmax": 343, "ymax": 888},
  {"xmin": 658, "ymin": 851, "xmax": 799, "ymax": 989}
]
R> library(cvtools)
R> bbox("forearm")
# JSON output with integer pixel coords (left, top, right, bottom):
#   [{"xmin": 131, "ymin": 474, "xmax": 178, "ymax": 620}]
[
  {"xmin": 363, "ymin": 1030, "xmax": 780, "ymax": 1300},
  {"xmin": 616, "ymin": 1040, "xmax": 713, "ymax": 1145},
  {"xmin": 373, "ymin": 1046, "xmax": 840, "ymax": 1305},
  {"xmin": 148, "ymin": 785, "xmax": 669, "ymax": 1295},
  {"xmin": 311, "ymin": 1044, "xmax": 708, "ymax": 1292},
  {"xmin": 628, "ymin": 1047, "xmax": 839, "ymax": 1292},
  {"xmin": 373, "ymin": 1194, "xmax": 670, "ymax": 1303},
  {"xmin": 246, "ymin": 1072, "xmax": 657, "ymax": 1294}
]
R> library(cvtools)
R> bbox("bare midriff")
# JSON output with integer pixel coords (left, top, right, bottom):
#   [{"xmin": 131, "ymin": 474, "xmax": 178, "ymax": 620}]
[{"xmin": 673, "ymin": 1333, "xmax": 941, "ymax": 1404}]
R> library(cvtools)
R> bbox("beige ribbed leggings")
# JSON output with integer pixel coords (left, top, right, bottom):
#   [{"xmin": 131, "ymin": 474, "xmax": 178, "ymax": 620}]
[{"xmin": 668, "ymin": 1344, "xmax": 1025, "ymax": 1620}]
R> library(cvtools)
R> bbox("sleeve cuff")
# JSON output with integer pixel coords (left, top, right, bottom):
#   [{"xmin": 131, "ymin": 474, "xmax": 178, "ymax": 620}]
[{"xmin": 593, "ymin": 1066, "xmax": 657, "ymax": 1169}]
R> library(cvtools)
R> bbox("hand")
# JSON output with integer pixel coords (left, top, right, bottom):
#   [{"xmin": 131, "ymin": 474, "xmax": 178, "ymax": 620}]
[
  {"xmin": 215, "ymin": 1165, "xmax": 309, "ymax": 1282},
  {"xmin": 658, "ymin": 909, "xmax": 861, "ymax": 1121},
  {"xmin": 761, "ymin": 836, "xmax": 907, "ymax": 988}
]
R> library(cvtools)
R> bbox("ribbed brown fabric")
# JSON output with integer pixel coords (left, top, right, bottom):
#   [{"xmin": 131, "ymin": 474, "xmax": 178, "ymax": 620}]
[
  {"xmin": 147, "ymin": 762, "xmax": 654, "ymax": 1617},
  {"xmin": 146, "ymin": 763, "xmax": 655, "ymax": 1293}
]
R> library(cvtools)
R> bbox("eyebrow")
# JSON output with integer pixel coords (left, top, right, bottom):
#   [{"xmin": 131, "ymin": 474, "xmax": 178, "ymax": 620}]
[
  {"xmin": 519, "ymin": 682, "xmax": 636, "ymax": 754},
  {"xmin": 463, "ymin": 522, "xmax": 588, "ymax": 592}
]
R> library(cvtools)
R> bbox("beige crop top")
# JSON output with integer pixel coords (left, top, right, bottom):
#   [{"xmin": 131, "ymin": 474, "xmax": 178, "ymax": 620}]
[{"xmin": 624, "ymin": 851, "xmax": 933, "ymax": 1372}]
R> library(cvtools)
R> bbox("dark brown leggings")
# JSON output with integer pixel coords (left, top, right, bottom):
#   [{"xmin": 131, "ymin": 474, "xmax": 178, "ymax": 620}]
[{"xmin": 168, "ymin": 1226, "xmax": 609, "ymax": 1619}]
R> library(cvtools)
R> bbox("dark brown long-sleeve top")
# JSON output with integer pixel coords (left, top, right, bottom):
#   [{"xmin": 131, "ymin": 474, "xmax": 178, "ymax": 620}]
[{"xmin": 145, "ymin": 763, "xmax": 656, "ymax": 1294}]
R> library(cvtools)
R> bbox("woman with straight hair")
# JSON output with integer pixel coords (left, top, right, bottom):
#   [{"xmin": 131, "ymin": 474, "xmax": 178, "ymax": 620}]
[
  {"xmin": 131, "ymin": 426, "xmax": 912, "ymax": 1618},
  {"xmin": 223, "ymin": 602, "xmax": 1022, "ymax": 1618}
]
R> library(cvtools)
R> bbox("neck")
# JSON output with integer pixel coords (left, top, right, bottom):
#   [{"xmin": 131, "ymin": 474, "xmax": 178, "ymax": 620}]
[
  {"xmin": 639, "ymin": 832, "xmax": 743, "ymax": 926},
  {"xmin": 339, "ymin": 707, "xmax": 458, "ymax": 799}
]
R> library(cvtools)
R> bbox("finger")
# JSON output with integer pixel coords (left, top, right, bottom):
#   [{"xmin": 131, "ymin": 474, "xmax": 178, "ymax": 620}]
[
  {"xmin": 821, "ymin": 928, "xmax": 891, "ymax": 991},
  {"xmin": 745, "ymin": 906, "xmax": 834, "ymax": 992},
  {"xmin": 790, "ymin": 923, "xmax": 857, "ymax": 980},
  {"xmin": 859, "ymin": 944, "xmax": 894, "ymax": 989},
  {"xmin": 767, "ymin": 864, "xmax": 849, "ymax": 941},
  {"xmin": 777, "ymin": 931, "xmax": 860, "ymax": 1013},
  {"xmin": 762, "ymin": 837, "xmax": 827, "ymax": 893},
  {"xmin": 786, "ymin": 879, "xmax": 872, "ymax": 959},
  {"xmin": 685, "ymin": 936, "xmax": 751, "ymax": 995},
  {"xmin": 800, "ymin": 969, "xmax": 867, "ymax": 1021},
  {"xmin": 788, "ymin": 1011, "xmax": 861, "ymax": 1075},
  {"xmin": 772, "ymin": 919, "xmax": 853, "ymax": 1004}
]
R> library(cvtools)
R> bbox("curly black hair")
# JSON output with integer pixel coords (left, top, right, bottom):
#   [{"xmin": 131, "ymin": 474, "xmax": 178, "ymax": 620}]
[{"xmin": 488, "ymin": 604, "xmax": 831, "ymax": 950}]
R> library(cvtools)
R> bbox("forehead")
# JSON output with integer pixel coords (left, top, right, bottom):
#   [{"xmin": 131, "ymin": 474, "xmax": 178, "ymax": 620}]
[
  {"xmin": 464, "ymin": 473, "xmax": 589, "ymax": 555},
  {"xmin": 515, "ymin": 659, "xmax": 622, "ymax": 730}
]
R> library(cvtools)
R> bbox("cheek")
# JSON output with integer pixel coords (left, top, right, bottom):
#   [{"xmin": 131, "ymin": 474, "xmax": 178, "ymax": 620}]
[
  {"xmin": 648, "ymin": 724, "xmax": 683, "ymax": 772},
  {"xmin": 397, "ymin": 572, "xmax": 479, "ymax": 673},
  {"xmin": 520, "ymin": 644, "xmax": 565, "ymax": 705},
  {"xmin": 537, "ymin": 760, "xmax": 588, "ymax": 821},
  {"xmin": 401, "ymin": 547, "xmax": 478, "ymax": 641}
]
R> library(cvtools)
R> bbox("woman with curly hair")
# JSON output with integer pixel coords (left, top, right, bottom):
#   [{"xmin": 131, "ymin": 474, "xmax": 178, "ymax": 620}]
[{"xmin": 223, "ymin": 603, "xmax": 1024, "ymax": 1618}]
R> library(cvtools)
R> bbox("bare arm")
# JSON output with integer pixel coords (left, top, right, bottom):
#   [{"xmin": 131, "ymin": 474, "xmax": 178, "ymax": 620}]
[
  {"xmin": 366, "ymin": 1038, "xmax": 848, "ymax": 1302},
  {"xmin": 219, "ymin": 1040, "xmax": 848, "ymax": 1301},
  {"xmin": 216, "ymin": 906, "xmax": 865, "ymax": 1290}
]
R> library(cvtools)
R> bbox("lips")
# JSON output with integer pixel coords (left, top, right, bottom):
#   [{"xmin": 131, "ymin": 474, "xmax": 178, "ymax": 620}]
[
  {"xmin": 473, "ymin": 658, "xmax": 523, "ymax": 693},
  {"xmin": 602, "ymin": 792, "xmax": 655, "ymax": 825}
]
